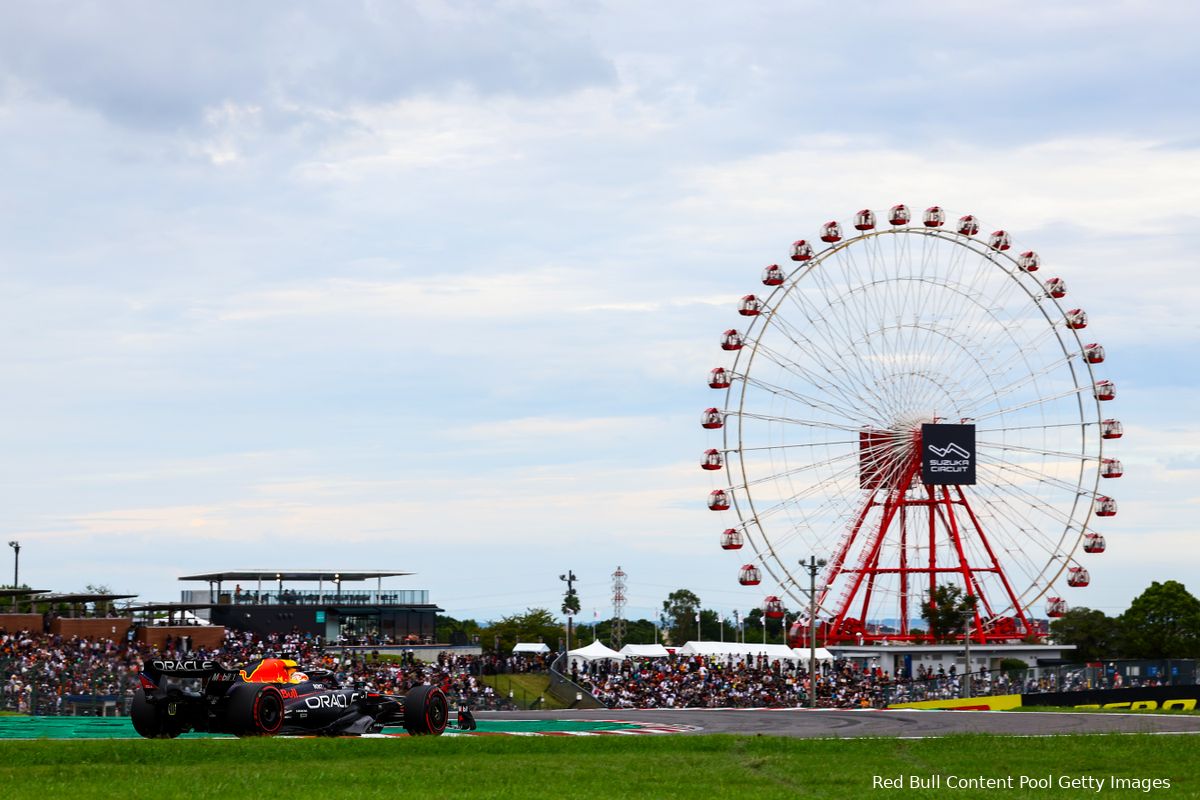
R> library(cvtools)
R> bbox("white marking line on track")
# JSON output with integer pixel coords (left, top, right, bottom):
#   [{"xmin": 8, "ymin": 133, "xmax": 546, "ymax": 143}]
[
  {"xmin": 891, "ymin": 730, "xmax": 1200, "ymax": 741},
  {"xmin": 1002, "ymin": 710, "xmax": 1200, "ymax": 718}
]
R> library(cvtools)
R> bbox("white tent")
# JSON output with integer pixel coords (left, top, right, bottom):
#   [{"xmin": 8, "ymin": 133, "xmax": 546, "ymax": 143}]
[
  {"xmin": 567, "ymin": 639, "xmax": 623, "ymax": 669},
  {"xmin": 619, "ymin": 643, "xmax": 670, "ymax": 659},
  {"xmin": 797, "ymin": 647, "xmax": 835, "ymax": 663},
  {"xmin": 676, "ymin": 641, "xmax": 834, "ymax": 664},
  {"xmin": 512, "ymin": 642, "xmax": 550, "ymax": 654}
]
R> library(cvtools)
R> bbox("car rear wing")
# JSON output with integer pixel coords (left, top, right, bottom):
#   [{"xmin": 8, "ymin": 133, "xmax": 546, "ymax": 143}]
[
  {"xmin": 143, "ymin": 658, "xmax": 229, "ymax": 677},
  {"xmin": 141, "ymin": 658, "xmax": 242, "ymax": 690}
]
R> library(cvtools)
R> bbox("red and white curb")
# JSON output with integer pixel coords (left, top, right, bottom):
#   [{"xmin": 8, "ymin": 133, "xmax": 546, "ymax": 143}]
[{"xmin": 443, "ymin": 720, "xmax": 699, "ymax": 736}]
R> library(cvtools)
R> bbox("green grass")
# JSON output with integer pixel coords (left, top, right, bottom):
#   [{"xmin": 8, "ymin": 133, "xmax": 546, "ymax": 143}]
[
  {"xmin": 479, "ymin": 672, "xmax": 568, "ymax": 709},
  {"xmin": 344, "ymin": 656, "xmax": 571, "ymax": 710},
  {"xmin": 355, "ymin": 653, "xmax": 408, "ymax": 664},
  {"xmin": 0, "ymin": 734, "xmax": 1193, "ymax": 799}
]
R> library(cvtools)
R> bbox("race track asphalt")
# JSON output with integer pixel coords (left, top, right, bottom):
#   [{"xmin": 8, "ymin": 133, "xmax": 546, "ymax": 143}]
[{"xmin": 475, "ymin": 708, "xmax": 1200, "ymax": 738}]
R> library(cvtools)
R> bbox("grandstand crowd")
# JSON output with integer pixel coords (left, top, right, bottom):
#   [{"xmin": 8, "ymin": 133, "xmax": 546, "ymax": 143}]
[
  {"xmin": 0, "ymin": 628, "xmax": 525, "ymax": 715},
  {"xmin": 574, "ymin": 654, "xmax": 885, "ymax": 708},
  {"xmin": 0, "ymin": 627, "xmax": 1165, "ymax": 715}
]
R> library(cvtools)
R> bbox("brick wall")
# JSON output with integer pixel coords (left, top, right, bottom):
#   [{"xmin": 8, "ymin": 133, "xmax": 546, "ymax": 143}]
[
  {"xmin": 50, "ymin": 617, "xmax": 133, "ymax": 640},
  {"xmin": 0, "ymin": 613, "xmax": 44, "ymax": 633}
]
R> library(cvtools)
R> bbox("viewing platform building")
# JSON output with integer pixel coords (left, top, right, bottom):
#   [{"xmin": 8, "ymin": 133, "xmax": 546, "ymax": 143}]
[{"xmin": 179, "ymin": 570, "xmax": 441, "ymax": 642}]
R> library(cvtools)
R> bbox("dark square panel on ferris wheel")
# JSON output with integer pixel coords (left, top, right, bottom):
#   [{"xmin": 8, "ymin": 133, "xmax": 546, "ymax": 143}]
[{"xmin": 920, "ymin": 424, "xmax": 977, "ymax": 486}]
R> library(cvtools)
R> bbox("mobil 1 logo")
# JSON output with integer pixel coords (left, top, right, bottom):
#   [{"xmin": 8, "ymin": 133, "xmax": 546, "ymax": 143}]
[{"xmin": 921, "ymin": 423, "xmax": 976, "ymax": 485}]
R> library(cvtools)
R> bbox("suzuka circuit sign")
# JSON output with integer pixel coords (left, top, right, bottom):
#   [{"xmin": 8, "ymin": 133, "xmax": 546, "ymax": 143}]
[{"xmin": 921, "ymin": 423, "xmax": 976, "ymax": 485}]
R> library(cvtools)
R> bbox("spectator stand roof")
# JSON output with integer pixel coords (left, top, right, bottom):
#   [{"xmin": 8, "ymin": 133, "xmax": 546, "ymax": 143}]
[
  {"xmin": 28, "ymin": 593, "xmax": 139, "ymax": 618},
  {"xmin": 0, "ymin": 588, "xmax": 50, "ymax": 598},
  {"xmin": 35, "ymin": 593, "xmax": 138, "ymax": 604}
]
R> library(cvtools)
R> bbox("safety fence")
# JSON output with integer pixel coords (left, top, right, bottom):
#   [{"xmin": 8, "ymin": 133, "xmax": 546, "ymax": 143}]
[
  {"xmin": 547, "ymin": 653, "xmax": 605, "ymax": 709},
  {"xmin": 878, "ymin": 659, "xmax": 1197, "ymax": 706},
  {"xmin": 5, "ymin": 654, "xmax": 1195, "ymax": 715},
  {"xmin": 0, "ymin": 682, "xmax": 516, "ymax": 717},
  {"xmin": 1, "ymin": 654, "xmax": 139, "ymax": 716}
]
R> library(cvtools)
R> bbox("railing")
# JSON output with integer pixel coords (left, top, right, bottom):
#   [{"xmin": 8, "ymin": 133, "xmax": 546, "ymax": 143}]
[
  {"xmin": 6, "ymin": 652, "xmax": 1192, "ymax": 715},
  {"xmin": 179, "ymin": 589, "xmax": 430, "ymax": 606},
  {"xmin": 547, "ymin": 653, "xmax": 604, "ymax": 709},
  {"xmin": 476, "ymin": 683, "xmax": 548, "ymax": 711},
  {"xmin": 879, "ymin": 659, "xmax": 1198, "ymax": 705},
  {"xmin": 0, "ymin": 657, "xmax": 138, "ymax": 716}
]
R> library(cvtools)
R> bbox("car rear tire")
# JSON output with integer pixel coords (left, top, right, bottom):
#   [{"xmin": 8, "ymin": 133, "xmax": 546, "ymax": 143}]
[
  {"xmin": 224, "ymin": 683, "xmax": 285, "ymax": 736},
  {"xmin": 403, "ymin": 685, "xmax": 449, "ymax": 736},
  {"xmin": 130, "ymin": 689, "xmax": 185, "ymax": 739}
]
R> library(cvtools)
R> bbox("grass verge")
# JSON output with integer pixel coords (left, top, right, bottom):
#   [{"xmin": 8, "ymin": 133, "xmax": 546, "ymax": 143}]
[
  {"xmin": 0, "ymin": 733, "xmax": 1193, "ymax": 799},
  {"xmin": 479, "ymin": 673, "xmax": 567, "ymax": 709}
]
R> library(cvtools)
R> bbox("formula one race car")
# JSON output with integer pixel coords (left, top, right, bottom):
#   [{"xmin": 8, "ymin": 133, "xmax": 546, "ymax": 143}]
[{"xmin": 131, "ymin": 657, "xmax": 449, "ymax": 738}]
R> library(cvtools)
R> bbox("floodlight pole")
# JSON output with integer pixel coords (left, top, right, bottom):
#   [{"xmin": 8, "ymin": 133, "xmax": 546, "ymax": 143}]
[
  {"xmin": 560, "ymin": 570, "xmax": 577, "ymax": 657},
  {"xmin": 963, "ymin": 617, "xmax": 972, "ymax": 699},
  {"xmin": 7, "ymin": 541, "xmax": 18, "ymax": 611},
  {"xmin": 801, "ymin": 555, "xmax": 827, "ymax": 709}
]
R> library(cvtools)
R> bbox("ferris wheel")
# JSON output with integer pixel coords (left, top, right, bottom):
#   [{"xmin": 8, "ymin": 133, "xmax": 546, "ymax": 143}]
[{"xmin": 701, "ymin": 205, "xmax": 1122, "ymax": 644}]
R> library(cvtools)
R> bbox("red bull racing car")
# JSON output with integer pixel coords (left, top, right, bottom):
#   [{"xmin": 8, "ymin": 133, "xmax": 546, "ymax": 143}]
[{"xmin": 131, "ymin": 657, "xmax": 449, "ymax": 738}]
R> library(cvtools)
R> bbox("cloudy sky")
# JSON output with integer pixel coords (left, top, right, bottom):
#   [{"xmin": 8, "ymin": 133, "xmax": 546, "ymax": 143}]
[{"xmin": 1, "ymin": 1, "xmax": 1197, "ymax": 627}]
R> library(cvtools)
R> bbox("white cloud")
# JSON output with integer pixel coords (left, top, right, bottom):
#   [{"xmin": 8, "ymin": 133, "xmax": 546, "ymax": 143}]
[
  {"xmin": 675, "ymin": 136, "xmax": 1200, "ymax": 237},
  {"xmin": 1, "ymin": 2, "xmax": 1198, "ymax": 621}
]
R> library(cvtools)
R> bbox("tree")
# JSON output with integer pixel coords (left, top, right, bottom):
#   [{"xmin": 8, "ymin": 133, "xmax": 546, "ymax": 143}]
[
  {"xmin": 920, "ymin": 584, "xmax": 977, "ymax": 643},
  {"xmin": 86, "ymin": 583, "xmax": 117, "ymax": 615},
  {"xmin": 698, "ymin": 608, "xmax": 723, "ymax": 641},
  {"xmin": 998, "ymin": 657, "xmax": 1029, "ymax": 682},
  {"xmin": 561, "ymin": 588, "xmax": 581, "ymax": 618},
  {"xmin": 624, "ymin": 618, "xmax": 660, "ymax": 645},
  {"xmin": 436, "ymin": 614, "xmax": 483, "ymax": 646},
  {"xmin": 592, "ymin": 617, "xmax": 659, "ymax": 646},
  {"xmin": 1119, "ymin": 580, "xmax": 1200, "ymax": 658},
  {"xmin": 744, "ymin": 608, "xmax": 787, "ymax": 644},
  {"xmin": 662, "ymin": 589, "xmax": 701, "ymax": 645},
  {"xmin": 1049, "ymin": 607, "xmax": 1120, "ymax": 662},
  {"xmin": 559, "ymin": 575, "xmax": 581, "ymax": 652},
  {"xmin": 479, "ymin": 608, "xmax": 562, "ymax": 654}
]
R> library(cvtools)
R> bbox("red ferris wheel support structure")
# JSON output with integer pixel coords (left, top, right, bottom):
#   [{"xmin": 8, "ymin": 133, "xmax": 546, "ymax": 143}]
[{"xmin": 811, "ymin": 426, "xmax": 1034, "ymax": 645}]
